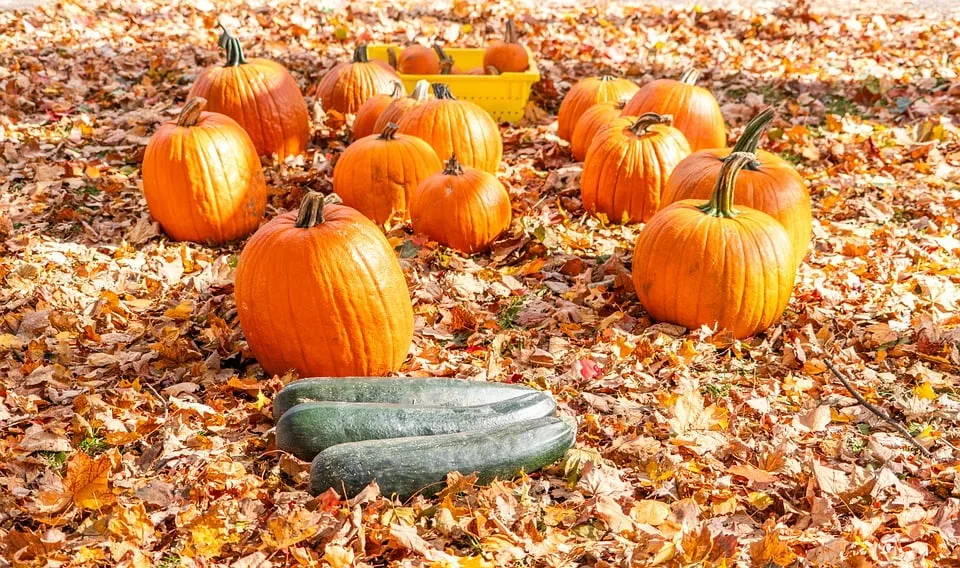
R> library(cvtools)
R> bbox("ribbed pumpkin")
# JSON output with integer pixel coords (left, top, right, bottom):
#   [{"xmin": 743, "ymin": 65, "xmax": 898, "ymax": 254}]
[
  {"xmin": 632, "ymin": 152, "xmax": 796, "ymax": 339},
  {"xmin": 397, "ymin": 84, "xmax": 503, "ymax": 174},
  {"xmin": 483, "ymin": 19, "xmax": 529, "ymax": 73},
  {"xmin": 352, "ymin": 81, "xmax": 405, "ymax": 140},
  {"xmin": 571, "ymin": 100, "xmax": 631, "ymax": 162},
  {"xmin": 661, "ymin": 107, "xmax": 812, "ymax": 269},
  {"xmin": 317, "ymin": 45, "xmax": 401, "ymax": 115},
  {"xmin": 373, "ymin": 80, "xmax": 432, "ymax": 134},
  {"xmin": 235, "ymin": 192, "xmax": 415, "ymax": 377},
  {"xmin": 580, "ymin": 113, "xmax": 691, "ymax": 224},
  {"xmin": 398, "ymin": 44, "xmax": 441, "ymax": 74},
  {"xmin": 187, "ymin": 25, "xmax": 310, "ymax": 160},
  {"xmin": 557, "ymin": 76, "xmax": 639, "ymax": 142},
  {"xmin": 622, "ymin": 68, "xmax": 725, "ymax": 151},
  {"xmin": 142, "ymin": 98, "xmax": 266, "ymax": 244},
  {"xmin": 333, "ymin": 122, "xmax": 443, "ymax": 225},
  {"xmin": 410, "ymin": 155, "xmax": 512, "ymax": 254}
]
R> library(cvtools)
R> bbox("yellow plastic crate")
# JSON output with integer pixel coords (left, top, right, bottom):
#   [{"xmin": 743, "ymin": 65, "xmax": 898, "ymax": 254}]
[{"xmin": 365, "ymin": 44, "xmax": 541, "ymax": 124}]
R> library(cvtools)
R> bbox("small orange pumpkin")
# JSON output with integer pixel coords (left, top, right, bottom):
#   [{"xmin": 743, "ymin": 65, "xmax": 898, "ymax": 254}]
[
  {"xmin": 661, "ymin": 107, "xmax": 812, "ymax": 269},
  {"xmin": 622, "ymin": 68, "xmax": 726, "ymax": 151},
  {"xmin": 317, "ymin": 45, "xmax": 402, "ymax": 115},
  {"xmin": 333, "ymin": 122, "xmax": 443, "ymax": 225},
  {"xmin": 557, "ymin": 76, "xmax": 639, "ymax": 142},
  {"xmin": 373, "ymin": 79, "xmax": 432, "ymax": 134},
  {"xmin": 483, "ymin": 19, "xmax": 529, "ymax": 73},
  {"xmin": 398, "ymin": 43, "xmax": 441, "ymax": 74},
  {"xmin": 188, "ymin": 24, "xmax": 310, "ymax": 160},
  {"xmin": 410, "ymin": 155, "xmax": 512, "ymax": 254},
  {"xmin": 397, "ymin": 83, "xmax": 503, "ymax": 174},
  {"xmin": 580, "ymin": 113, "xmax": 691, "ymax": 224},
  {"xmin": 352, "ymin": 81, "xmax": 405, "ymax": 140},
  {"xmin": 570, "ymin": 100, "xmax": 631, "ymax": 162},
  {"xmin": 632, "ymin": 152, "xmax": 796, "ymax": 339},
  {"xmin": 235, "ymin": 192, "xmax": 415, "ymax": 377},
  {"xmin": 142, "ymin": 98, "xmax": 266, "ymax": 243}
]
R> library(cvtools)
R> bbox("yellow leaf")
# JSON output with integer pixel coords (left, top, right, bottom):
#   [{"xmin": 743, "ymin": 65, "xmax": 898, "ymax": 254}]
[
  {"xmin": 914, "ymin": 382, "xmax": 936, "ymax": 400},
  {"xmin": 630, "ymin": 500, "xmax": 670, "ymax": 526},
  {"xmin": 163, "ymin": 300, "xmax": 194, "ymax": 321},
  {"xmin": 0, "ymin": 333, "xmax": 24, "ymax": 351},
  {"xmin": 323, "ymin": 543, "xmax": 355, "ymax": 568},
  {"xmin": 334, "ymin": 27, "xmax": 348, "ymax": 40},
  {"xmin": 107, "ymin": 500, "xmax": 155, "ymax": 545},
  {"xmin": 461, "ymin": 24, "xmax": 473, "ymax": 34},
  {"xmin": 64, "ymin": 452, "xmax": 115, "ymax": 510},
  {"xmin": 712, "ymin": 495, "xmax": 739, "ymax": 515},
  {"xmin": 458, "ymin": 555, "xmax": 495, "ymax": 568},
  {"xmin": 747, "ymin": 491, "xmax": 774, "ymax": 511},
  {"xmin": 650, "ymin": 541, "xmax": 676, "ymax": 565}
]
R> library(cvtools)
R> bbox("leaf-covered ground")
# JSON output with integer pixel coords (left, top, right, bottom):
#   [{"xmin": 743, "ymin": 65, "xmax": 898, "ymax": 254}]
[{"xmin": 2, "ymin": 1, "xmax": 960, "ymax": 566}]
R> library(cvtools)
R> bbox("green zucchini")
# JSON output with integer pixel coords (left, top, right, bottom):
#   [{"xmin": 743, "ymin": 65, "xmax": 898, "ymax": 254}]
[
  {"xmin": 272, "ymin": 377, "xmax": 536, "ymax": 422},
  {"xmin": 309, "ymin": 415, "xmax": 576, "ymax": 499},
  {"xmin": 277, "ymin": 391, "xmax": 556, "ymax": 461}
]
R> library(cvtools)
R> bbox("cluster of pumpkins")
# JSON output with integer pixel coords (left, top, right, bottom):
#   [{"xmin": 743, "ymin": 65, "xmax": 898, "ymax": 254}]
[{"xmin": 557, "ymin": 70, "xmax": 812, "ymax": 339}]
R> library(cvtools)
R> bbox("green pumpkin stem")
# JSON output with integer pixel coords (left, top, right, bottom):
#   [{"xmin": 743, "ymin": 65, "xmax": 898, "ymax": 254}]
[
  {"xmin": 296, "ymin": 192, "xmax": 327, "ymax": 227},
  {"xmin": 731, "ymin": 106, "xmax": 775, "ymax": 155},
  {"xmin": 700, "ymin": 151, "xmax": 754, "ymax": 219},
  {"xmin": 432, "ymin": 83, "xmax": 455, "ymax": 100},
  {"xmin": 628, "ymin": 112, "xmax": 672, "ymax": 135},
  {"xmin": 177, "ymin": 97, "xmax": 207, "ymax": 127},
  {"xmin": 379, "ymin": 122, "xmax": 400, "ymax": 140},
  {"xmin": 353, "ymin": 45, "xmax": 369, "ymax": 63},
  {"xmin": 443, "ymin": 154, "xmax": 464, "ymax": 176},
  {"xmin": 217, "ymin": 23, "xmax": 247, "ymax": 67},
  {"xmin": 679, "ymin": 68, "xmax": 700, "ymax": 85}
]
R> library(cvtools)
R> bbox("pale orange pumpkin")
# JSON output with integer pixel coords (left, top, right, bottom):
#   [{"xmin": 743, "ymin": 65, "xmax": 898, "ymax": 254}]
[
  {"xmin": 557, "ymin": 76, "xmax": 639, "ymax": 142},
  {"xmin": 352, "ymin": 81, "xmax": 405, "ymax": 140},
  {"xmin": 317, "ymin": 45, "xmax": 402, "ymax": 115}
]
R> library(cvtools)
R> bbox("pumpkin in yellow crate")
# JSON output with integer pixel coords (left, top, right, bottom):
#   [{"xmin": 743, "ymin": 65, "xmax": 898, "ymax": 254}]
[
  {"xmin": 333, "ymin": 122, "xmax": 442, "ymax": 225},
  {"xmin": 317, "ymin": 45, "xmax": 401, "ymax": 115},
  {"xmin": 142, "ymin": 97, "xmax": 266, "ymax": 244},
  {"xmin": 580, "ymin": 113, "xmax": 691, "ymax": 224},
  {"xmin": 398, "ymin": 43, "xmax": 441, "ymax": 74},
  {"xmin": 235, "ymin": 192, "xmax": 415, "ymax": 377},
  {"xmin": 557, "ymin": 76, "xmax": 639, "ymax": 142},
  {"xmin": 352, "ymin": 81, "xmax": 405, "ymax": 140},
  {"xmin": 188, "ymin": 24, "xmax": 310, "ymax": 160}
]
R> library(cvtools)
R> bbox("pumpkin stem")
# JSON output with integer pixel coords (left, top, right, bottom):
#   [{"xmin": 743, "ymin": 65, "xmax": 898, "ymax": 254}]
[
  {"xmin": 296, "ymin": 192, "xmax": 327, "ymax": 228},
  {"xmin": 615, "ymin": 98, "xmax": 628, "ymax": 110},
  {"xmin": 699, "ymin": 151, "xmax": 754, "ymax": 219},
  {"xmin": 443, "ymin": 154, "xmax": 464, "ymax": 176},
  {"xmin": 628, "ymin": 112, "xmax": 672, "ymax": 135},
  {"xmin": 432, "ymin": 83, "xmax": 455, "ymax": 100},
  {"xmin": 679, "ymin": 68, "xmax": 700, "ymax": 85},
  {"xmin": 217, "ymin": 23, "xmax": 247, "ymax": 67},
  {"xmin": 599, "ymin": 74, "xmax": 615, "ymax": 82},
  {"xmin": 353, "ymin": 45, "xmax": 370, "ymax": 63},
  {"xmin": 410, "ymin": 80, "xmax": 431, "ymax": 100},
  {"xmin": 177, "ymin": 97, "xmax": 207, "ymax": 127},
  {"xmin": 378, "ymin": 122, "xmax": 400, "ymax": 140},
  {"xmin": 485, "ymin": 66, "xmax": 500, "ymax": 75},
  {"xmin": 434, "ymin": 44, "xmax": 456, "ymax": 74},
  {"xmin": 389, "ymin": 81, "xmax": 404, "ymax": 98},
  {"xmin": 731, "ymin": 106, "xmax": 775, "ymax": 155},
  {"xmin": 387, "ymin": 47, "xmax": 398, "ymax": 69},
  {"xmin": 504, "ymin": 19, "xmax": 518, "ymax": 43}
]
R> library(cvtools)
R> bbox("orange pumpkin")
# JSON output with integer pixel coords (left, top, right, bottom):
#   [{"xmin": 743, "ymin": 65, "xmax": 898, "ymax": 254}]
[
  {"xmin": 580, "ymin": 113, "xmax": 691, "ymax": 224},
  {"xmin": 632, "ymin": 152, "xmax": 796, "ymax": 339},
  {"xmin": 661, "ymin": 107, "xmax": 812, "ymax": 269},
  {"xmin": 187, "ymin": 25, "xmax": 310, "ymax": 160},
  {"xmin": 333, "ymin": 122, "xmax": 443, "ymax": 225},
  {"xmin": 557, "ymin": 76, "xmax": 639, "ymax": 142},
  {"xmin": 482, "ymin": 19, "xmax": 529, "ymax": 73},
  {"xmin": 398, "ymin": 44, "xmax": 441, "ymax": 74},
  {"xmin": 317, "ymin": 45, "xmax": 401, "ymax": 115},
  {"xmin": 570, "ymin": 100, "xmax": 631, "ymax": 162},
  {"xmin": 235, "ymin": 192, "xmax": 414, "ymax": 377},
  {"xmin": 622, "ymin": 68, "xmax": 726, "ymax": 151},
  {"xmin": 352, "ymin": 81, "xmax": 405, "ymax": 140},
  {"xmin": 397, "ymin": 83, "xmax": 503, "ymax": 173},
  {"xmin": 373, "ymin": 79, "xmax": 432, "ymax": 134},
  {"xmin": 142, "ymin": 98, "xmax": 266, "ymax": 244},
  {"xmin": 410, "ymin": 155, "xmax": 512, "ymax": 253}
]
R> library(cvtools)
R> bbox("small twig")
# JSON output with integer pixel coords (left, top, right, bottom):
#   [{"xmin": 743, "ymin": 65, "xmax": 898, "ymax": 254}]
[{"xmin": 823, "ymin": 359, "xmax": 934, "ymax": 459}]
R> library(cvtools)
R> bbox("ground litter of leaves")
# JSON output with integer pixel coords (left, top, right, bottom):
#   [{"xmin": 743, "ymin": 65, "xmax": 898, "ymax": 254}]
[{"xmin": 2, "ymin": 0, "xmax": 960, "ymax": 566}]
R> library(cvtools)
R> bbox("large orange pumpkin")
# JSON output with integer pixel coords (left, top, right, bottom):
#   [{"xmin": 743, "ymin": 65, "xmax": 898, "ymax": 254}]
[
  {"xmin": 557, "ymin": 76, "xmax": 639, "ymax": 142},
  {"xmin": 187, "ymin": 25, "xmax": 310, "ymax": 161},
  {"xmin": 317, "ymin": 45, "xmax": 401, "ymax": 115},
  {"xmin": 482, "ymin": 19, "xmax": 529, "ymax": 73},
  {"xmin": 570, "ymin": 100, "xmax": 631, "ymax": 162},
  {"xmin": 333, "ymin": 122, "xmax": 442, "ymax": 225},
  {"xmin": 235, "ymin": 192, "xmax": 414, "ymax": 377},
  {"xmin": 397, "ymin": 84, "xmax": 503, "ymax": 174},
  {"xmin": 661, "ymin": 107, "xmax": 812, "ymax": 269},
  {"xmin": 352, "ymin": 81, "xmax": 405, "ymax": 140},
  {"xmin": 142, "ymin": 97, "xmax": 266, "ymax": 244},
  {"xmin": 398, "ymin": 44, "xmax": 441, "ymax": 74},
  {"xmin": 622, "ymin": 68, "xmax": 726, "ymax": 151},
  {"xmin": 580, "ymin": 113, "xmax": 691, "ymax": 224},
  {"xmin": 410, "ymin": 155, "xmax": 512, "ymax": 254},
  {"xmin": 373, "ymin": 79, "xmax": 432, "ymax": 134},
  {"xmin": 632, "ymin": 152, "xmax": 796, "ymax": 339}
]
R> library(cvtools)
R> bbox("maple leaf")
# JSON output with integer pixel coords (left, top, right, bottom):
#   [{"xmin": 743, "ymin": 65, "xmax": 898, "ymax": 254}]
[
  {"xmin": 748, "ymin": 521, "xmax": 797, "ymax": 568},
  {"xmin": 64, "ymin": 452, "xmax": 116, "ymax": 510}
]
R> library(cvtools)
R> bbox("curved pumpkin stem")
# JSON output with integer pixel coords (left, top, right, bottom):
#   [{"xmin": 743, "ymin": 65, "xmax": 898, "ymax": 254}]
[
  {"xmin": 615, "ymin": 99, "xmax": 628, "ymax": 110},
  {"xmin": 679, "ymin": 68, "xmax": 700, "ymax": 85},
  {"xmin": 699, "ymin": 152, "xmax": 754, "ymax": 219},
  {"xmin": 387, "ymin": 47, "xmax": 398, "ymax": 69},
  {"xmin": 410, "ymin": 80, "xmax": 431, "ymax": 100},
  {"xmin": 731, "ymin": 106, "xmax": 775, "ymax": 155},
  {"xmin": 434, "ymin": 44, "xmax": 455, "ymax": 74},
  {"xmin": 378, "ymin": 122, "xmax": 400, "ymax": 140},
  {"xmin": 628, "ymin": 112, "xmax": 672, "ymax": 135},
  {"xmin": 389, "ymin": 81, "xmax": 405, "ymax": 98},
  {"xmin": 599, "ymin": 75, "xmax": 615, "ymax": 82},
  {"xmin": 432, "ymin": 83, "xmax": 456, "ymax": 100},
  {"xmin": 296, "ymin": 192, "xmax": 327, "ymax": 227},
  {"xmin": 443, "ymin": 154, "xmax": 464, "ymax": 176},
  {"xmin": 504, "ymin": 19, "xmax": 518, "ymax": 43},
  {"xmin": 217, "ymin": 23, "xmax": 247, "ymax": 67},
  {"xmin": 485, "ymin": 66, "xmax": 500, "ymax": 75},
  {"xmin": 353, "ymin": 45, "xmax": 370, "ymax": 63},
  {"xmin": 177, "ymin": 97, "xmax": 207, "ymax": 127}
]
